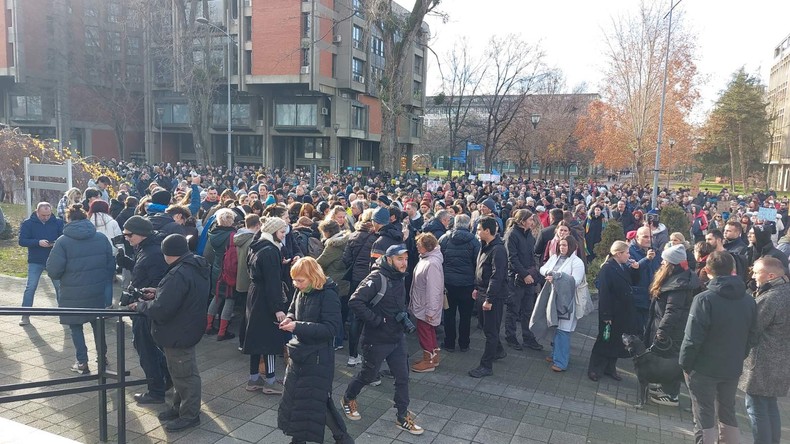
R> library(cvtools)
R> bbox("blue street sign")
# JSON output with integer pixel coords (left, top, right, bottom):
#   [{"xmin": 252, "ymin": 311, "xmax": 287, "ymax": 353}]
[{"xmin": 466, "ymin": 142, "xmax": 482, "ymax": 151}]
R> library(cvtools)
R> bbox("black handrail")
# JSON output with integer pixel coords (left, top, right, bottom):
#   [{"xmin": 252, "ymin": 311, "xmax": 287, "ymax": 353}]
[{"xmin": 0, "ymin": 307, "xmax": 149, "ymax": 443}]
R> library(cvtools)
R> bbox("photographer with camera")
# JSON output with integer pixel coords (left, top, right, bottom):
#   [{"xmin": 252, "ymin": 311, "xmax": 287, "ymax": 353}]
[
  {"xmin": 342, "ymin": 244, "xmax": 424, "ymax": 436},
  {"xmin": 117, "ymin": 216, "xmax": 172, "ymax": 405},
  {"xmin": 127, "ymin": 234, "xmax": 210, "ymax": 432}
]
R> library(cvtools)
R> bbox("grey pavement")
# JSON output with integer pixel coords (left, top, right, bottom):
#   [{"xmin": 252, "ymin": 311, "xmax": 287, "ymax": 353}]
[{"xmin": 0, "ymin": 274, "xmax": 787, "ymax": 443}]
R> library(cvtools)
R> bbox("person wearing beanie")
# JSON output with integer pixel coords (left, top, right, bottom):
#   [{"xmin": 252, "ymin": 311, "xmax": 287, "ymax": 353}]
[
  {"xmin": 472, "ymin": 198, "xmax": 504, "ymax": 235},
  {"xmin": 644, "ymin": 242, "xmax": 701, "ymax": 407},
  {"xmin": 748, "ymin": 225, "xmax": 789, "ymax": 278},
  {"xmin": 128, "ymin": 233, "xmax": 210, "ymax": 432},
  {"xmin": 243, "ymin": 216, "xmax": 289, "ymax": 395},
  {"xmin": 116, "ymin": 215, "xmax": 172, "ymax": 407},
  {"xmin": 370, "ymin": 207, "xmax": 403, "ymax": 266}
]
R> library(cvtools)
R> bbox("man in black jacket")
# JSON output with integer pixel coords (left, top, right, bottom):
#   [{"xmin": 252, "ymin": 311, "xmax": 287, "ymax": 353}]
[
  {"xmin": 612, "ymin": 200, "xmax": 636, "ymax": 235},
  {"xmin": 117, "ymin": 216, "xmax": 172, "ymax": 405},
  {"xmin": 469, "ymin": 217, "xmax": 508, "ymax": 378},
  {"xmin": 438, "ymin": 214, "xmax": 480, "ymax": 352},
  {"xmin": 680, "ymin": 251, "xmax": 757, "ymax": 443},
  {"xmin": 342, "ymin": 245, "xmax": 424, "ymax": 435},
  {"xmin": 503, "ymin": 210, "xmax": 543, "ymax": 351},
  {"xmin": 129, "ymin": 234, "xmax": 209, "ymax": 433}
]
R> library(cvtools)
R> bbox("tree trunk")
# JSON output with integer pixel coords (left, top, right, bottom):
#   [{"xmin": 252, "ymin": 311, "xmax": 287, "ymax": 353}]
[
  {"xmin": 380, "ymin": 106, "xmax": 399, "ymax": 174},
  {"xmin": 727, "ymin": 142, "xmax": 736, "ymax": 191},
  {"xmin": 737, "ymin": 120, "xmax": 748, "ymax": 193}
]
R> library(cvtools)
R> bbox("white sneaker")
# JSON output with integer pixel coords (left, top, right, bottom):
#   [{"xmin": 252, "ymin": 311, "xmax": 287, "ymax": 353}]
[
  {"xmin": 347, "ymin": 355, "xmax": 362, "ymax": 367},
  {"xmin": 19, "ymin": 316, "xmax": 30, "ymax": 326},
  {"xmin": 70, "ymin": 361, "xmax": 90, "ymax": 375}
]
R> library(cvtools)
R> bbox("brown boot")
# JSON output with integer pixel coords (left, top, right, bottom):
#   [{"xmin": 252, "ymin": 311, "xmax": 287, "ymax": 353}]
[
  {"xmin": 432, "ymin": 348, "xmax": 441, "ymax": 367},
  {"xmin": 411, "ymin": 351, "xmax": 436, "ymax": 373},
  {"xmin": 412, "ymin": 350, "xmax": 430, "ymax": 367}
]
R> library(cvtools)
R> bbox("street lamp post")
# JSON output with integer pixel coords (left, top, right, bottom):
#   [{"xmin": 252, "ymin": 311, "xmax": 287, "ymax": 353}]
[
  {"xmin": 156, "ymin": 107, "xmax": 164, "ymax": 157},
  {"xmin": 196, "ymin": 16, "xmax": 233, "ymax": 170},
  {"xmin": 666, "ymin": 138, "xmax": 675, "ymax": 189},
  {"xmin": 531, "ymin": 113, "xmax": 540, "ymax": 176}
]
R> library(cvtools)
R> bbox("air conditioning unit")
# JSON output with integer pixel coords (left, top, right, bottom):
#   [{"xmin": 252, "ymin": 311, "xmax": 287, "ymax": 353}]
[
  {"xmin": 333, "ymin": 35, "xmax": 342, "ymax": 43},
  {"xmin": 300, "ymin": 66, "xmax": 310, "ymax": 74},
  {"xmin": 353, "ymin": 40, "xmax": 363, "ymax": 50},
  {"xmin": 357, "ymin": 76, "xmax": 365, "ymax": 84},
  {"xmin": 256, "ymin": 120, "xmax": 264, "ymax": 127},
  {"xmin": 321, "ymin": 107, "xmax": 329, "ymax": 116}
]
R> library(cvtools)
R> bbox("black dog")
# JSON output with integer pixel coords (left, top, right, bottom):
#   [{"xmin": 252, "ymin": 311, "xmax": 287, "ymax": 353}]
[{"xmin": 622, "ymin": 334, "xmax": 684, "ymax": 409}]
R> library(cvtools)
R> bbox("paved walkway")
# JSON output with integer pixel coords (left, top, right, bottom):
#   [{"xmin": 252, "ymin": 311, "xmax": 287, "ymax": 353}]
[{"xmin": 0, "ymin": 274, "xmax": 786, "ymax": 443}]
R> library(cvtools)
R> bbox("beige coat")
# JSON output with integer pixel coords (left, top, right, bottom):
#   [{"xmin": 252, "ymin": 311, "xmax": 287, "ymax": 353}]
[{"xmin": 738, "ymin": 278, "xmax": 790, "ymax": 397}]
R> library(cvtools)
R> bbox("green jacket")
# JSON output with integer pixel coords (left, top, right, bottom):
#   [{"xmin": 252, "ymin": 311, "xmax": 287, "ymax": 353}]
[{"xmin": 317, "ymin": 232, "xmax": 350, "ymax": 298}]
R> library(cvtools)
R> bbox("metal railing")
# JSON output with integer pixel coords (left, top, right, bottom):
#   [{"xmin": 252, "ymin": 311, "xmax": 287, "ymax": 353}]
[{"xmin": 0, "ymin": 307, "xmax": 149, "ymax": 443}]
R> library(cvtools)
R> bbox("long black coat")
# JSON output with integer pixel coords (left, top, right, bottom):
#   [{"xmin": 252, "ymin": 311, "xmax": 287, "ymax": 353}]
[
  {"xmin": 644, "ymin": 268, "xmax": 700, "ymax": 355},
  {"xmin": 277, "ymin": 280, "xmax": 341, "ymax": 443},
  {"xmin": 243, "ymin": 233, "xmax": 287, "ymax": 356},
  {"xmin": 591, "ymin": 258, "xmax": 640, "ymax": 358}
]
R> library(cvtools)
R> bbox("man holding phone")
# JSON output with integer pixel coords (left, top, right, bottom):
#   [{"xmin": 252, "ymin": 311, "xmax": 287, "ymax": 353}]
[
  {"xmin": 629, "ymin": 226, "xmax": 661, "ymax": 331},
  {"xmin": 18, "ymin": 202, "xmax": 64, "ymax": 326}
]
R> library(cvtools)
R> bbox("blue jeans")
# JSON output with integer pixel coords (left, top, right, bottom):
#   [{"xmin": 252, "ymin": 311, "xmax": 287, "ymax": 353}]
[
  {"xmin": 745, "ymin": 394, "xmax": 781, "ymax": 444},
  {"xmin": 69, "ymin": 321, "xmax": 107, "ymax": 364},
  {"xmin": 23, "ymin": 262, "xmax": 60, "ymax": 307},
  {"xmin": 552, "ymin": 329, "xmax": 571, "ymax": 370}
]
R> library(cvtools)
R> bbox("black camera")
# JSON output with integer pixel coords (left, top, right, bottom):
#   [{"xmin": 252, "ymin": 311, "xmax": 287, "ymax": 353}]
[
  {"xmin": 120, "ymin": 287, "xmax": 146, "ymax": 306},
  {"xmin": 394, "ymin": 311, "xmax": 416, "ymax": 334}
]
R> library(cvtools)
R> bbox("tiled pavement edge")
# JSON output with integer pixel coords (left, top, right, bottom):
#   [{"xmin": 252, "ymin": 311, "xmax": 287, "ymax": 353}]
[{"xmin": 0, "ymin": 274, "xmax": 787, "ymax": 443}]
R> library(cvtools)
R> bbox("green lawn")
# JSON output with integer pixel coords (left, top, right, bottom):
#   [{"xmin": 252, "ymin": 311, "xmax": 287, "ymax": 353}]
[{"xmin": 0, "ymin": 203, "xmax": 28, "ymax": 278}]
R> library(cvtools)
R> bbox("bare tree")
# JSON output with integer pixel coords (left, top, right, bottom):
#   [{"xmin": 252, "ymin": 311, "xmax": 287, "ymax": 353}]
[
  {"xmin": 364, "ymin": 0, "xmax": 441, "ymax": 173},
  {"xmin": 433, "ymin": 38, "xmax": 487, "ymax": 175},
  {"xmin": 478, "ymin": 35, "xmax": 545, "ymax": 171}
]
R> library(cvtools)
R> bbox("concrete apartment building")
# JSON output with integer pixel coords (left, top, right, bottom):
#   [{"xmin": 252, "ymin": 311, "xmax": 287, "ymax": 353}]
[
  {"xmin": 0, "ymin": 0, "xmax": 428, "ymax": 172},
  {"xmin": 0, "ymin": 0, "xmax": 145, "ymax": 157},
  {"xmin": 766, "ymin": 32, "xmax": 790, "ymax": 190}
]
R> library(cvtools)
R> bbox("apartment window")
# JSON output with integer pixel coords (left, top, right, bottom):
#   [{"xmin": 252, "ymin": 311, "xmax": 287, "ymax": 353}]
[
  {"xmin": 275, "ymin": 103, "xmax": 318, "ymax": 127},
  {"xmin": 158, "ymin": 104, "xmax": 190, "ymax": 125},
  {"xmin": 352, "ymin": 0, "xmax": 364, "ymax": 17},
  {"xmin": 351, "ymin": 105, "xmax": 366, "ymax": 130},
  {"xmin": 126, "ymin": 64, "xmax": 142, "ymax": 83},
  {"xmin": 127, "ymin": 37, "xmax": 141, "ymax": 57},
  {"xmin": 371, "ymin": 36, "xmax": 384, "ymax": 57},
  {"xmin": 302, "ymin": 48, "xmax": 310, "ymax": 67},
  {"xmin": 301, "ymin": 13, "xmax": 311, "ymax": 38},
  {"xmin": 84, "ymin": 5, "xmax": 98, "ymax": 23},
  {"xmin": 413, "ymin": 80, "xmax": 422, "ymax": 100},
  {"xmin": 352, "ymin": 25, "xmax": 364, "ymax": 50},
  {"xmin": 296, "ymin": 138, "xmax": 329, "ymax": 159},
  {"xmin": 236, "ymin": 135, "xmax": 262, "ymax": 157},
  {"xmin": 414, "ymin": 54, "xmax": 423, "ymax": 76},
  {"xmin": 410, "ymin": 118, "xmax": 421, "ymax": 137},
  {"xmin": 371, "ymin": 67, "xmax": 384, "ymax": 84},
  {"xmin": 10, "ymin": 96, "xmax": 43, "ymax": 121},
  {"xmin": 244, "ymin": 17, "xmax": 252, "ymax": 41},
  {"xmin": 107, "ymin": 3, "xmax": 122, "ymax": 23},
  {"xmin": 108, "ymin": 32, "xmax": 122, "ymax": 53},
  {"xmin": 244, "ymin": 50, "xmax": 252, "ymax": 75},
  {"xmin": 85, "ymin": 27, "xmax": 100, "ymax": 51},
  {"xmin": 212, "ymin": 103, "xmax": 252, "ymax": 126},
  {"xmin": 352, "ymin": 58, "xmax": 365, "ymax": 83},
  {"xmin": 332, "ymin": 54, "xmax": 337, "ymax": 78}
]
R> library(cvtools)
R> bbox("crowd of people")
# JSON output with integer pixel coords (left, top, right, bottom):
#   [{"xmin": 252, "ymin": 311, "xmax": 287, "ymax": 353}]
[{"xmin": 13, "ymin": 159, "xmax": 790, "ymax": 443}]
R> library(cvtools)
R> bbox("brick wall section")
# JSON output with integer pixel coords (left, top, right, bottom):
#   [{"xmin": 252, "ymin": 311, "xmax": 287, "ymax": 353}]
[
  {"xmin": 251, "ymin": 0, "xmax": 300, "ymax": 76},
  {"xmin": 359, "ymin": 95, "xmax": 381, "ymax": 136},
  {"xmin": 0, "ymin": 1, "xmax": 10, "ymax": 69}
]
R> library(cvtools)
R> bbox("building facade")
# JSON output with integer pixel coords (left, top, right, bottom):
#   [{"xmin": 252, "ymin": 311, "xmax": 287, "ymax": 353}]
[
  {"xmin": 0, "ymin": 0, "xmax": 145, "ymax": 159},
  {"xmin": 150, "ymin": 0, "xmax": 431, "ymax": 172},
  {"xmin": 766, "ymin": 32, "xmax": 790, "ymax": 191},
  {"xmin": 0, "ymin": 0, "xmax": 428, "ymax": 172}
]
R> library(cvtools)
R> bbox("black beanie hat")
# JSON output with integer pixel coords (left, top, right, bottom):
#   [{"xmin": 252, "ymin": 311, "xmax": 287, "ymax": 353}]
[
  {"xmin": 123, "ymin": 215, "xmax": 153, "ymax": 237},
  {"xmin": 151, "ymin": 189, "xmax": 172, "ymax": 206},
  {"xmin": 161, "ymin": 234, "xmax": 189, "ymax": 257}
]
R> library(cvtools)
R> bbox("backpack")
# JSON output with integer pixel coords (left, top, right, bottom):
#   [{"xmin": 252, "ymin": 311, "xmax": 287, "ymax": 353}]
[
  {"xmin": 218, "ymin": 232, "xmax": 238, "ymax": 288},
  {"xmin": 294, "ymin": 229, "xmax": 324, "ymax": 258}
]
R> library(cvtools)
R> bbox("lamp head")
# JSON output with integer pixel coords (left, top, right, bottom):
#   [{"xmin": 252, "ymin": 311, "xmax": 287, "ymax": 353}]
[
  {"xmin": 196, "ymin": 17, "xmax": 210, "ymax": 25},
  {"xmin": 530, "ymin": 113, "xmax": 540, "ymax": 129}
]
